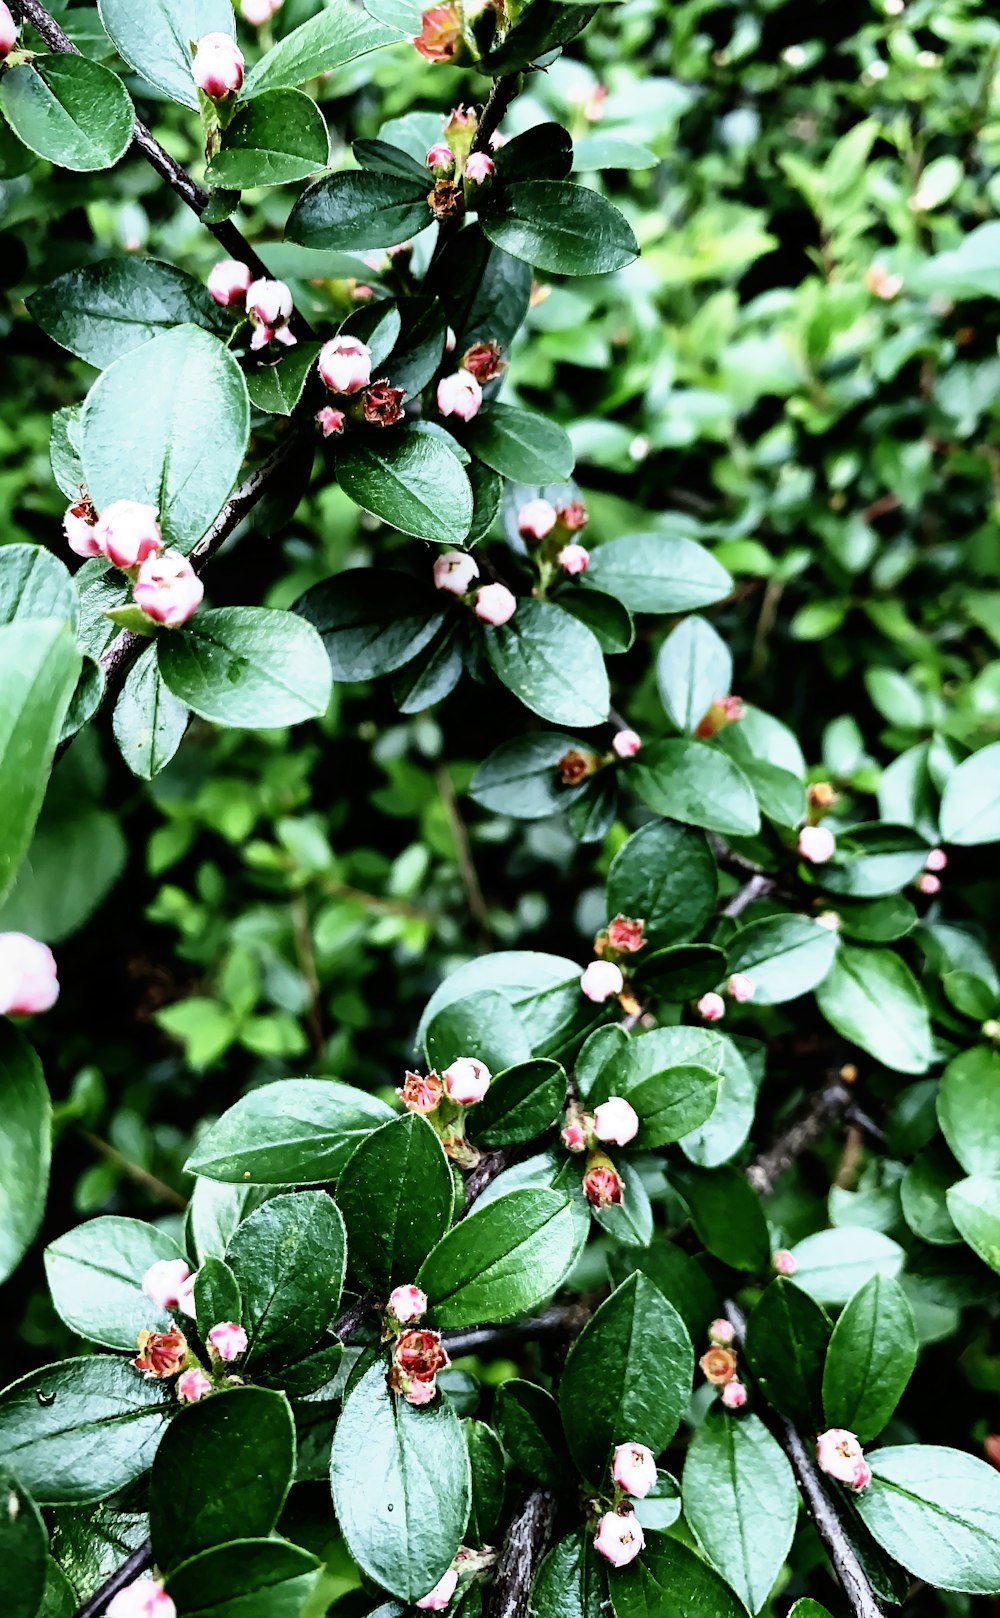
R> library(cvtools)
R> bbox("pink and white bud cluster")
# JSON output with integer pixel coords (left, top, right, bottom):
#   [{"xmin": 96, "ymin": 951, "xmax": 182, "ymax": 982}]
[
  {"xmin": 134, "ymin": 551, "xmax": 204, "ymax": 628},
  {"xmin": 192, "ymin": 32, "xmax": 245, "ymax": 99},
  {"xmin": 207, "ymin": 1321, "xmax": 247, "ymax": 1362},
  {"xmin": 63, "ymin": 497, "xmax": 202, "ymax": 628},
  {"xmin": 416, "ymin": 1567, "xmax": 459, "ymax": 1610},
  {"xmin": 580, "ymin": 960, "xmax": 624, "ymax": 1003},
  {"xmin": 474, "ymin": 583, "xmax": 517, "ymax": 625},
  {"xmin": 442, "ymin": 1056, "xmax": 491, "ymax": 1105},
  {"xmin": 917, "ymin": 847, "xmax": 946, "ymax": 896},
  {"xmin": 562, "ymin": 1096, "xmax": 639, "ymax": 1152},
  {"xmin": 799, "ymin": 824, "xmax": 836, "ymax": 864},
  {"xmin": 142, "ymin": 1259, "xmax": 197, "ymax": 1319},
  {"xmin": 0, "ymin": 3, "xmax": 19, "ymax": 57},
  {"xmin": 699, "ymin": 1320, "xmax": 747, "ymax": 1411},
  {"xmin": 0, "ymin": 933, "xmax": 59, "ymax": 1016},
  {"xmin": 319, "ymin": 335, "xmax": 373, "ymax": 394},
  {"xmin": 594, "ymin": 1508, "xmax": 645, "ymax": 1567},
  {"xmin": 721, "ymin": 1379, "xmax": 748, "ymax": 1409},
  {"xmin": 437, "ymin": 369, "xmax": 483, "ymax": 421},
  {"xmin": 433, "ymin": 550, "xmax": 479, "ymax": 596},
  {"xmin": 816, "ymin": 1428, "xmax": 872, "ymax": 1492},
  {"xmin": 106, "ymin": 1576, "xmax": 177, "ymax": 1618},
  {"xmin": 388, "ymin": 1284, "xmax": 428, "ymax": 1325},
  {"xmin": 613, "ymin": 729, "xmax": 641, "ymax": 759},
  {"xmin": 240, "ymin": 0, "xmax": 283, "ymax": 25},
  {"xmin": 464, "ymin": 151, "xmax": 494, "ymax": 185},
  {"xmin": 612, "ymin": 1442, "xmax": 657, "ymax": 1499}
]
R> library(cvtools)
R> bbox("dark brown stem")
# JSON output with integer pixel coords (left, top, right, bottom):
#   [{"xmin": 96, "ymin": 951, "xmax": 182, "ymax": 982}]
[
  {"xmin": 723, "ymin": 870, "xmax": 774, "ymax": 919},
  {"xmin": 443, "ymin": 1303, "xmax": 587, "ymax": 1360},
  {"xmin": 463, "ymin": 1148, "xmax": 511, "ymax": 1210},
  {"xmin": 746, "ymin": 1072, "xmax": 854, "ymax": 1196},
  {"xmin": 487, "ymin": 1486, "xmax": 558, "ymax": 1618},
  {"xmin": 74, "ymin": 1543, "xmax": 154, "ymax": 1618},
  {"xmin": 472, "ymin": 74, "xmax": 521, "ymax": 154},
  {"xmin": 332, "ymin": 1291, "xmax": 377, "ymax": 1343}
]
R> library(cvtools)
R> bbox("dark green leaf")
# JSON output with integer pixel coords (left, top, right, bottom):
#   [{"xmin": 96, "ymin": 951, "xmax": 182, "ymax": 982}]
[
  {"xmin": 225, "ymin": 1190, "xmax": 346, "ymax": 1368},
  {"xmin": 558, "ymin": 588, "xmax": 635, "ymax": 654},
  {"xmin": 157, "ymin": 607, "xmax": 332, "ymax": 728},
  {"xmin": 456, "ymin": 403, "xmax": 574, "ymax": 484},
  {"xmin": 494, "ymin": 1380, "xmax": 570, "ymax": 1489},
  {"xmin": 609, "ymin": 1531, "xmax": 748, "ymax": 1618},
  {"xmin": 418, "ymin": 1189, "xmax": 579, "ymax": 1327},
  {"xmin": 0, "ymin": 57, "xmax": 133, "ymax": 172},
  {"xmin": 946, "ymin": 1174, "xmax": 1000, "ymax": 1274},
  {"xmin": 632, "ymin": 740, "xmax": 760, "ymax": 837},
  {"xmin": 939, "ymin": 743, "xmax": 1000, "ymax": 845},
  {"xmin": 193, "ymin": 1255, "xmax": 241, "ymax": 1338},
  {"xmin": 472, "ymin": 1059, "xmax": 566, "ymax": 1147},
  {"xmin": 0, "ymin": 1468, "xmax": 47, "ymax": 1618},
  {"xmin": 607, "ymin": 1242, "xmax": 718, "ymax": 1346},
  {"xmin": 484, "ymin": 600, "xmax": 609, "ymax": 728},
  {"xmin": 533, "ymin": 1530, "xmax": 605, "ymax": 1618},
  {"xmin": 815, "ymin": 945, "xmax": 932, "ymax": 1074},
  {"xmin": 392, "ymin": 618, "xmax": 465, "ymax": 712},
  {"xmin": 206, "ymin": 89, "xmax": 329, "ymax": 187},
  {"xmin": 584, "ymin": 534, "xmax": 732, "ymax": 614},
  {"xmin": 745, "ymin": 1278, "xmax": 831, "ymax": 1428},
  {"xmin": 656, "ymin": 615, "xmax": 732, "ymax": 733},
  {"xmin": 789, "ymin": 1228, "xmax": 904, "ymax": 1305},
  {"xmin": 469, "ymin": 733, "xmax": 593, "ymax": 819},
  {"xmin": 822, "ymin": 1274, "xmax": 917, "ymax": 1441},
  {"xmin": 336, "ymin": 431, "xmax": 474, "ymax": 544},
  {"xmin": 0, "ymin": 1026, "xmax": 51, "ymax": 1286},
  {"xmin": 671, "ymin": 1164, "xmax": 771, "ymax": 1273},
  {"xmin": 856, "ymin": 1445, "xmax": 1000, "ymax": 1592},
  {"xmin": 606, "ymin": 821, "xmax": 718, "ymax": 948},
  {"xmin": 727, "ymin": 915, "xmax": 838, "ymax": 1005},
  {"xmin": 26, "ymin": 259, "xmax": 229, "ymax": 369},
  {"xmin": 481, "ymin": 180, "xmax": 637, "ymax": 275},
  {"xmin": 246, "ymin": 342, "xmax": 321, "ymax": 416},
  {"xmin": 165, "ymin": 1539, "xmax": 320, "ymax": 1617},
  {"xmin": 416, "ymin": 950, "xmax": 589, "ymax": 1059},
  {"xmin": 494, "ymin": 124, "xmax": 574, "ymax": 184},
  {"xmin": 428, "ymin": 233, "xmax": 532, "ymax": 350},
  {"xmin": 43, "ymin": 1216, "xmax": 186, "ymax": 1351},
  {"xmin": 186, "ymin": 1077, "xmax": 394, "ymax": 1183},
  {"xmin": 97, "ymin": 0, "xmax": 236, "ymax": 108},
  {"xmin": 287, "ymin": 169, "xmax": 430, "ymax": 251},
  {"xmin": 296, "ymin": 568, "xmax": 445, "ymax": 682},
  {"xmin": 243, "ymin": 6, "xmax": 399, "ymax": 96},
  {"xmin": 682, "ymin": 1409, "xmax": 798, "ymax": 1614},
  {"xmin": 0, "ymin": 620, "xmax": 81, "ymax": 904},
  {"xmin": 637, "ymin": 943, "xmax": 726, "ymax": 1002},
  {"xmin": 337, "ymin": 1113, "xmax": 453, "ymax": 1292},
  {"xmin": 425, "ymin": 988, "xmax": 532, "ymax": 1075},
  {"xmin": 937, "ymin": 1046, "xmax": 1000, "ymax": 1175},
  {"xmin": 112, "ymin": 645, "xmax": 188, "ymax": 780}
]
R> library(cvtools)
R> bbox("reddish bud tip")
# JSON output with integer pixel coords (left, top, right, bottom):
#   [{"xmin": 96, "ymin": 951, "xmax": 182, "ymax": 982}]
[
  {"xmin": 727, "ymin": 972, "xmax": 755, "ymax": 1003},
  {"xmin": 318, "ymin": 335, "xmax": 373, "ymax": 395},
  {"xmin": 442, "ymin": 1056, "xmax": 491, "ymax": 1105},
  {"xmin": 95, "ymin": 500, "xmax": 162, "ymax": 571},
  {"xmin": 207, "ymin": 259, "xmax": 253, "ymax": 308},
  {"xmin": 773, "ymin": 1248, "xmax": 797, "ymax": 1276},
  {"xmin": 612, "ymin": 728, "xmax": 641, "ymax": 759},
  {"xmin": 464, "ymin": 152, "xmax": 494, "ymax": 184},
  {"xmin": 721, "ymin": 1379, "xmax": 747, "ymax": 1410},
  {"xmin": 192, "ymin": 32, "xmax": 244, "ymax": 99},
  {"xmin": 134, "ymin": 550, "xmax": 204, "ymax": 628},
  {"xmin": 426, "ymin": 142, "xmax": 456, "ymax": 175},
  {"xmin": 917, "ymin": 873, "xmax": 941, "ymax": 895},
  {"xmin": 0, "ymin": 2, "xmax": 19, "ymax": 57},
  {"xmin": 106, "ymin": 1576, "xmax": 177, "ymax": 1618},
  {"xmin": 583, "ymin": 1152, "xmax": 624, "ymax": 1208},
  {"xmin": 206, "ymin": 1321, "xmax": 247, "ymax": 1362},
  {"xmin": 557, "ymin": 543, "xmax": 590, "ymax": 576},
  {"xmin": 709, "ymin": 1318, "xmax": 735, "ymax": 1347},
  {"xmin": 134, "ymin": 1326, "xmax": 188, "ymax": 1379},
  {"xmin": 240, "ymin": 0, "xmax": 283, "ymax": 25},
  {"xmin": 413, "ymin": 5, "xmax": 462, "ymax": 62},
  {"xmin": 246, "ymin": 278, "xmax": 294, "ymax": 350},
  {"xmin": 361, "ymin": 380, "xmax": 406, "ymax": 427},
  {"xmin": 606, "ymin": 915, "xmax": 645, "ymax": 954},
  {"xmin": 925, "ymin": 847, "xmax": 947, "ymax": 872},
  {"xmin": 0, "ymin": 933, "xmax": 59, "ymax": 1016},
  {"xmin": 517, "ymin": 499, "xmax": 557, "ymax": 541},
  {"xmin": 561, "ymin": 1118, "xmax": 588, "ymax": 1152},
  {"xmin": 697, "ymin": 991, "xmax": 725, "ymax": 1022},
  {"xmin": 176, "ymin": 1367, "xmax": 214, "ymax": 1404},
  {"xmin": 415, "ymin": 1568, "xmax": 459, "ymax": 1610},
  {"xmin": 142, "ymin": 1259, "xmax": 192, "ymax": 1313},
  {"xmin": 63, "ymin": 498, "xmax": 101, "ymax": 558},
  {"xmin": 389, "ymin": 1328, "xmax": 450, "ymax": 1405},
  {"xmin": 388, "ymin": 1284, "xmax": 428, "ymax": 1325},
  {"xmin": 316, "ymin": 406, "xmax": 346, "ymax": 437},
  {"xmin": 461, "ymin": 340, "xmax": 505, "ymax": 384},
  {"xmin": 397, "ymin": 1070, "xmax": 444, "ymax": 1114}
]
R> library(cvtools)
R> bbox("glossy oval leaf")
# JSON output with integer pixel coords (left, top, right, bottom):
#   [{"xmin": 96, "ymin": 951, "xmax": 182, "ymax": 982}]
[
  {"xmin": 0, "ymin": 1026, "xmax": 51, "ymax": 1287},
  {"xmin": 682, "ymin": 1409, "xmax": 798, "ymax": 1614},
  {"xmin": 822, "ymin": 1274, "xmax": 917, "ymax": 1442},
  {"xmin": 26, "ymin": 258, "xmax": 228, "ymax": 369},
  {"xmin": 727, "ymin": 915, "xmax": 838, "ymax": 1006},
  {"xmin": 206, "ymin": 89, "xmax": 330, "ymax": 188},
  {"xmin": 484, "ymin": 599, "xmax": 610, "ymax": 728},
  {"xmin": 456, "ymin": 403, "xmax": 574, "ymax": 484},
  {"xmin": 294, "ymin": 568, "xmax": 446, "ymax": 682},
  {"xmin": 418, "ymin": 1188, "xmax": 579, "ymax": 1327},
  {"xmin": 632, "ymin": 739, "xmax": 760, "ymax": 837},
  {"xmin": 243, "ymin": 5, "xmax": 399, "ymax": 96},
  {"xmin": 0, "ymin": 56, "xmax": 133, "ymax": 172},
  {"xmin": 939, "ymin": 743, "xmax": 1000, "ymax": 845},
  {"xmin": 856, "ymin": 1445, "xmax": 1000, "ymax": 1593},
  {"xmin": 225, "ymin": 1190, "xmax": 346, "ymax": 1368},
  {"xmin": 0, "ymin": 620, "xmax": 81, "ymax": 903},
  {"xmin": 286, "ymin": 169, "xmax": 431, "ymax": 251},
  {"xmin": 186, "ymin": 1076, "xmax": 394, "ymax": 1183},
  {"xmin": 584, "ymin": 533, "xmax": 732, "ymax": 614},
  {"xmin": 113, "ymin": 644, "xmax": 189, "ymax": 780},
  {"xmin": 815, "ymin": 945, "xmax": 932, "ymax": 1074},
  {"xmin": 157, "ymin": 607, "xmax": 332, "ymax": 728},
  {"xmin": 336, "ymin": 431, "xmax": 473, "ymax": 545},
  {"xmin": 481, "ymin": 181, "xmax": 638, "ymax": 275},
  {"xmin": 337, "ymin": 1113, "xmax": 454, "ymax": 1292},
  {"xmin": 43, "ymin": 1216, "xmax": 187, "ymax": 1351},
  {"xmin": 937, "ymin": 1046, "xmax": 1000, "ymax": 1176}
]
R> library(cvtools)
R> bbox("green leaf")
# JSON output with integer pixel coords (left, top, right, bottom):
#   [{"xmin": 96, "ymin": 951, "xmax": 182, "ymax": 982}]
[
  {"xmin": 946, "ymin": 1173, "xmax": 1000, "ymax": 1273},
  {"xmin": 43, "ymin": 1216, "xmax": 187, "ymax": 1352},
  {"xmin": 466, "ymin": 1420, "xmax": 505, "ymax": 1545},
  {"xmin": 186, "ymin": 1076, "xmax": 393, "ymax": 1182},
  {"xmin": 856, "ymin": 1445, "xmax": 1000, "ymax": 1593},
  {"xmin": 98, "ymin": 0, "xmax": 235, "ymax": 108},
  {"xmin": 682, "ymin": 1409, "xmax": 798, "ymax": 1613},
  {"xmin": 456, "ymin": 403, "xmax": 574, "ymax": 484},
  {"xmin": 678, "ymin": 1037, "xmax": 756, "ymax": 1170},
  {"xmin": 484, "ymin": 600, "xmax": 610, "ymax": 728},
  {"xmin": 0, "ymin": 1357, "xmax": 170, "ymax": 1505},
  {"xmin": 193, "ymin": 1255, "xmax": 241, "ymax": 1336},
  {"xmin": 726, "ymin": 915, "xmax": 838, "ymax": 1005},
  {"xmin": 246, "ymin": 342, "xmax": 321, "ymax": 416},
  {"xmin": 295, "ymin": 568, "xmax": 446, "ymax": 682},
  {"xmin": 817, "ymin": 825, "xmax": 929, "ymax": 900},
  {"xmin": 900, "ymin": 1147, "xmax": 961, "ymax": 1246},
  {"xmin": 157, "ymin": 607, "xmax": 332, "ymax": 728},
  {"xmin": 637, "ymin": 943, "xmax": 726, "ymax": 1002},
  {"xmin": 656, "ymin": 616, "xmax": 732, "ymax": 733},
  {"xmin": 243, "ymin": 5, "xmax": 399, "ymax": 96},
  {"xmin": 331, "ymin": 1358, "xmax": 471, "ymax": 1603},
  {"xmin": 573, "ymin": 135, "xmax": 659, "ymax": 171},
  {"xmin": 937, "ymin": 1046, "xmax": 1000, "ymax": 1175},
  {"xmin": 418, "ymin": 1188, "xmax": 580, "ymax": 1327},
  {"xmin": 822, "ymin": 1274, "xmax": 917, "ymax": 1441},
  {"xmin": 112, "ymin": 645, "xmax": 188, "ymax": 780},
  {"xmin": 165, "ymin": 1539, "xmax": 321, "ymax": 1617},
  {"xmin": 26, "ymin": 259, "xmax": 229, "ymax": 369},
  {"xmin": 558, "ymin": 588, "xmax": 635, "ymax": 654},
  {"xmin": 335, "ymin": 430, "xmax": 474, "ymax": 544},
  {"xmin": 470, "ymin": 733, "xmax": 594, "ymax": 819},
  {"xmin": 606, "ymin": 821, "xmax": 718, "ymax": 948},
  {"xmin": 0, "ymin": 620, "xmax": 81, "ymax": 904},
  {"xmin": 0, "ymin": 57, "xmax": 133, "ymax": 172},
  {"xmin": 0, "ymin": 796, "xmax": 127, "ymax": 945},
  {"xmin": 81, "ymin": 327, "xmax": 250, "ymax": 553},
  {"xmin": 672, "ymin": 1163, "xmax": 771, "ymax": 1273},
  {"xmin": 0, "ymin": 1469, "xmax": 47, "ymax": 1618},
  {"xmin": 481, "ymin": 181, "xmax": 638, "ymax": 275},
  {"xmin": 426, "ymin": 988, "xmax": 532, "ymax": 1079},
  {"xmin": 480, "ymin": 0, "xmax": 596, "ymax": 72},
  {"xmin": 592, "ymin": 1026, "xmax": 723, "ymax": 1146},
  {"xmin": 584, "ymin": 534, "xmax": 732, "ymax": 614},
  {"xmin": 815, "ymin": 945, "xmax": 932, "ymax": 1074},
  {"xmin": 533, "ymin": 1530, "xmax": 605, "ymax": 1618},
  {"xmin": 287, "ymin": 169, "xmax": 430, "ymax": 251},
  {"xmin": 226, "ymin": 1190, "xmax": 346, "ymax": 1368},
  {"xmin": 0, "ymin": 545, "xmax": 77, "ymax": 630},
  {"xmin": 150, "ymin": 1387, "xmax": 294, "ymax": 1572},
  {"xmin": 207, "ymin": 89, "xmax": 329, "ymax": 187},
  {"xmin": 559, "ymin": 1274, "xmax": 693, "ymax": 1482},
  {"xmin": 337, "ymin": 1113, "xmax": 453, "ymax": 1292},
  {"xmin": 417, "ymin": 950, "xmax": 589, "ymax": 1059},
  {"xmin": 606, "ymin": 1245, "xmax": 717, "ymax": 1356},
  {"xmin": 632, "ymin": 739, "xmax": 759, "ymax": 837},
  {"xmin": 746, "ymin": 1278, "xmax": 831, "ymax": 1429},
  {"xmin": 494, "ymin": 1381, "xmax": 570, "ymax": 1490},
  {"xmin": 789, "ymin": 1228, "xmax": 905, "ymax": 1305},
  {"xmin": 609, "ymin": 1532, "xmax": 749, "ymax": 1618},
  {"xmin": 939, "ymin": 743, "xmax": 1000, "ymax": 844},
  {"xmin": 428, "ymin": 234, "xmax": 532, "ymax": 351},
  {"xmin": 472, "ymin": 1059, "xmax": 566, "ymax": 1147},
  {"xmin": 0, "ymin": 1026, "xmax": 51, "ymax": 1287},
  {"xmin": 392, "ymin": 619, "xmax": 464, "ymax": 712}
]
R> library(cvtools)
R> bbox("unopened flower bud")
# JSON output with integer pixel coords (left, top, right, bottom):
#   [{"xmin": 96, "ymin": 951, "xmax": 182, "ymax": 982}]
[
  {"xmin": 697, "ymin": 992, "xmax": 725, "ymax": 1022},
  {"xmin": 389, "ymin": 1328, "xmax": 450, "ymax": 1405},
  {"xmin": 925, "ymin": 847, "xmax": 947, "ymax": 872},
  {"xmin": 612, "ymin": 1442, "xmax": 657, "ymax": 1499},
  {"xmin": 426, "ymin": 142, "xmax": 456, "ymax": 176},
  {"xmin": 361, "ymin": 380, "xmax": 406, "ymax": 427},
  {"xmin": 728, "ymin": 973, "xmax": 754, "ymax": 1003},
  {"xmin": 192, "ymin": 32, "xmax": 244, "ymax": 99},
  {"xmin": 917, "ymin": 873, "xmax": 941, "ymax": 896},
  {"xmin": 474, "ymin": 583, "xmax": 516, "ymax": 625},
  {"xmin": 558, "ymin": 543, "xmax": 590, "ymax": 576},
  {"xmin": 606, "ymin": 916, "xmax": 645, "ymax": 954},
  {"xmin": 580, "ymin": 960, "xmax": 624, "ymax": 1003},
  {"xmin": 397, "ymin": 1070, "xmax": 443, "ymax": 1114},
  {"xmin": 583, "ymin": 1151, "xmax": 624, "ymax": 1209},
  {"xmin": 864, "ymin": 264, "xmax": 903, "ymax": 300},
  {"xmin": 319, "ymin": 335, "xmax": 372, "ymax": 394},
  {"xmin": 142, "ymin": 1260, "xmax": 192, "ymax": 1312},
  {"xmin": 437, "ymin": 369, "xmax": 483, "ymax": 421},
  {"xmin": 134, "ymin": 550, "xmax": 204, "ymax": 628},
  {"xmin": 709, "ymin": 1318, "xmax": 735, "ymax": 1346},
  {"xmin": 416, "ymin": 1568, "xmax": 459, "ymax": 1611},
  {"xmin": 773, "ymin": 1248, "xmax": 797, "ymax": 1276},
  {"xmin": 63, "ymin": 497, "xmax": 101, "ymax": 558},
  {"xmin": 562, "ymin": 1118, "xmax": 588, "ymax": 1152},
  {"xmin": 177, "ymin": 1273, "xmax": 197, "ymax": 1318},
  {"xmin": 246, "ymin": 278, "xmax": 295, "ymax": 351},
  {"xmin": 95, "ymin": 500, "xmax": 162, "ymax": 570},
  {"xmin": 316, "ymin": 406, "xmax": 346, "ymax": 437},
  {"xmin": 134, "ymin": 1326, "xmax": 188, "ymax": 1379},
  {"xmin": 176, "ymin": 1367, "xmax": 213, "ymax": 1404},
  {"xmin": 106, "ymin": 1576, "xmax": 176, "ymax": 1618},
  {"xmin": 807, "ymin": 781, "xmax": 838, "ymax": 811},
  {"xmin": 461, "ymin": 340, "xmax": 505, "ymax": 384},
  {"xmin": 721, "ymin": 1379, "xmax": 747, "ymax": 1410},
  {"xmin": 557, "ymin": 500, "xmax": 588, "ymax": 532},
  {"xmin": 240, "ymin": 0, "xmax": 283, "ymax": 25},
  {"xmin": 613, "ymin": 729, "xmax": 641, "ymax": 758},
  {"xmin": 0, "ymin": 933, "xmax": 59, "ymax": 1016},
  {"xmin": 593, "ymin": 1096, "xmax": 639, "ymax": 1146},
  {"xmin": 434, "ymin": 550, "xmax": 479, "ymax": 595},
  {"xmin": 464, "ymin": 152, "xmax": 494, "ymax": 185},
  {"xmin": 816, "ymin": 1428, "xmax": 871, "ymax": 1491},
  {"xmin": 558, "ymin": 748, "xmax": 598, "ymax": 786},
  {"xmin": 442, "ymin": 1056, "xmax": 491, "ymax": 1105},
  {"xmin": 207, "ymin": 259, "xmax": 253, "ymax": 308},
  {"xmin": 414, "ymin": 5, "xmax": 462, "ymax": 62},
  {"xmin": 206, "ymin": 1321, "xmax": 247, "ymax": 1362},
  {"xmin": 699, "ymin": 1346, "xmax": 738, "ymax": 1385},
  {"xmin": 594, "ymin": 1509, "xmax": 644, "ymax": 1567},
  {"xmin": 388, "ymin": 1284, "xmax": 428, "ymax": 1325},
  {"xmin": 815, "ymin": 911, "xmax": 841, "ymax": 931},
  {"xmin": 517, "ymin": 499, "xmax": 557, "ymax": 542},
  {"xmin": 799, "ymin": 824, "xmax": 836, "ymax": 864},
  {"xmin": 695, "ymin": 694, "xmax": 746, "ymax": 739},
  {"xmin": 0, "ymin": 3, "xmax": 19, "ymax": 57}
]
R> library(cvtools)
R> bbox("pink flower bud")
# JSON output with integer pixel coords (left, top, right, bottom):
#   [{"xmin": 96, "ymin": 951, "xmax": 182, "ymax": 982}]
[
  {"xmin": 416, "ymin": 1568, "xmax": 458, "ymax": 1611},
  {"xmin": 709, "ymin": 1318, "xmax": 735, "ymax": 1346},
  {"xmin": 240, "ymin": 0, "xmax": 283, "ymax": 24},
  {"xmin": 95, "ymin": 500, "xmax": 163, "ymax": 570},
  {"xmin": 475, "ymin": 583, "xmax": 517, "ymax": 625},
  {"xmin": 798, "ymin": 824, "xmax": 836, "ymax": 864},
  {"xmin": 437, "ymin": 369, "xmax": 483, "ymax": 421},
  {"xmin": 414, "ymin": 5, "xmax": 462, "ymax": 62},
  {"xmin": 558, "ymin": 543, "xmax": 590, "ymax": 576},
  {"xmin": 815, "ymin": 911, "xmax": 841, "ymax": 931},
  {"xmin": 613, "ymin": 729, "xmax": 641, "ymax": 759},
  {"xmin": 606, "ymin": 916, "xmax": 645, "ymax": 954},
  {"xmin": 583, "ymin": 1153, "xmax": 624, "ymax": 1209},
  {"xmin": 697, "ymin": 992, "xmax": 725, "ymax": 1022},
  {"xmin": 816, "ymin": 1428, "xmax": 870, "ymax": 1490},
  {"xmin": 580, "ymin": 960, "xmax": 624, "ymax": 1003},
  {"xmin": 316, "ymin": 406, "xmax": 346, "ymax": 437},
  {"xmin": 207, "ymin": 259, "xmax": 253, "ymax": 308},
  {"xmin": 206, "ymin": 1321, "xmax": 247, "ymax": 1362},
  {"xmin": 433, "ymin": 550, "xmax": 479, "ymax": 595},
  {"xmin": 925, "ymin": 847, "xmax": 947, "ymax": 872},
  {"xmin": 0, "ymin": 933, "xmax": 59, "ymax": 1016},
  {"xmin": 142, "ymin": 1259, "xmax": 192, "ymax": 1312},
  {"xmin": 397, "ymin": 1069, "xmax": 443, "ymax": 1114},
  {"xmin": 246, "ymin": 278, "xmax": 295, "ymax": 351},
  {"xmin": 134, "ymin": 550, "xmax": 204, "ymax": 628},
  {"xmin": 177, "ymin": 1272, "xmax": 197, "ymax": 1319},
  {"xmin": 562, "ymin": 1119, "xmax": 588, "ymax": 1152},
  {"xmin": 442, "ymin": 1056, "xmax": 491, "ymax": 1105},
  {"xmin": 318, "ymin": 335, "xmax": 372, "ymax": 394},
  {"xmin": 0, "ymin": 2, "xmax": 19, "ymax": 57},
  {"xmin": 721, "ymin": 1379, "xmax": 747, "ymax": 1410},
  {"xmin": 192, "ymin": 32, "xmax": 244, "ymax": 99},
  {"xmin": 917, "ymin": 873, "xmax": 940, "ymax": 896},
  {"xmin": 63, "ymin": 498, "xmax": 101, "ymax": 558},
  {"xmin": 593, "ymin": 1096, "xmax": 639, "ymax": 1146},
  {"xmin": 728, "ymin": 973, "xmax": 755, "ymax": 1003},
  {"xmin": 176, "ymin": 1367, "xmax": 214, "ymax": 1404},
  {"xmin": 426, "ymin": 142, "xmax": 456, "ymax": 175},
  {"xmin": 557, "ymin": 499, "xmax": 588, "ymax": 533},
  {"xmin": 388, "ymin": 1284, "xmax": 428, "ymax": 1325},
  {"xmin": 517, "ymin": 499, "xmax": 557, "ymax": 541},
  {"xmin": 594, "ymin": 1509, "xmax": 645, "ymax": 1568},
  {"xmin": 773, "ymin": 1248, "xmax": 797, "ymax": 1276},
  {"xmin": 464, "ymin": 152, "xmax": 494, "ymax": 184},
  {"xmin": 106, "ymin": 1576, "xmax": 177, "ymax": 1618},
  {"xmin": 700, "ymin": 1346, "xmax": 738, "ymax": 1385},
  {"xmin": 612, "ymin": 1442, "xmax": 657, "ymax": 1499}
]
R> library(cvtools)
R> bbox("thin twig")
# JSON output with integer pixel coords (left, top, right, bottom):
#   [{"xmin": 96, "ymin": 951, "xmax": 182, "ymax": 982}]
[
  {"xmin": 472, "ymin": 74, "xmax": 522, "ymax": 154},
  {"xmin": 436, "ymin": 766, "xmax": 491, "ymax": 942},
  {"xmin": 290, "ymin": 894, "xmax": 324, "ymax": 1064},
  {"xmin": 443, "ymin": 1304, "xmax": 585, "ymax": 1360},
  {"xmin": 73, "ymin": 1127, "xmax": 188, "ymax": 1212},
  {"xmin": 723, "ymin": 870, "xmax": 774, "ymax": 919},
  {"xmin": 746, "ymin": 1073, "xmax": 854, "ymax": 1196},
  {"xmin": 487, "ymin": 1486, "xmax": 558, "ymax": 1618},
  {"xmin": 74, "ymin": 1544, "xmax": 154, "ymax": 1618}
]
